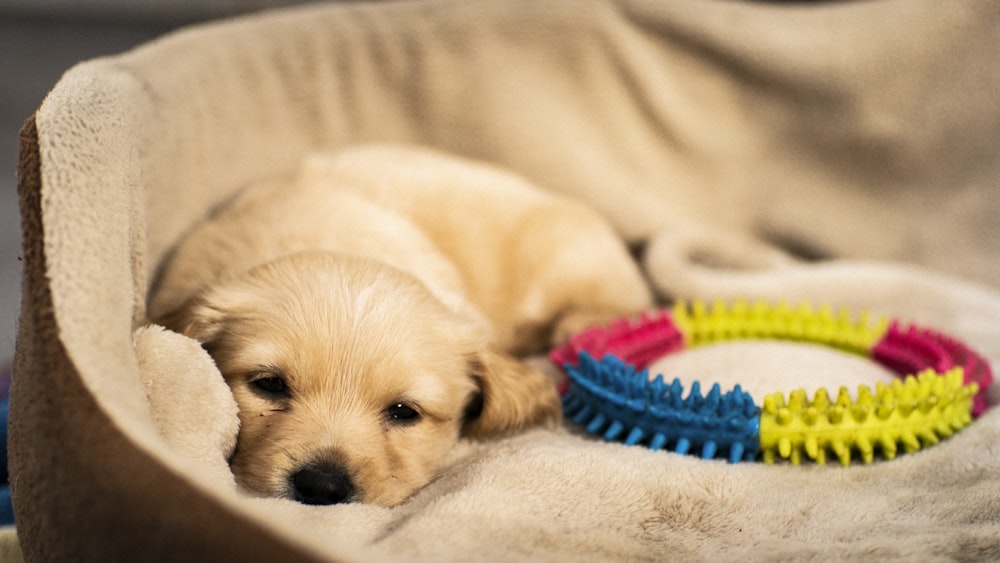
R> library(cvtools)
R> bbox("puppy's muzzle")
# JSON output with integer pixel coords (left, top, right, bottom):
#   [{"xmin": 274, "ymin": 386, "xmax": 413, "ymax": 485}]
[{"xmin": 291, "ymin": 462, "xmax": 355, "ymax": 505}]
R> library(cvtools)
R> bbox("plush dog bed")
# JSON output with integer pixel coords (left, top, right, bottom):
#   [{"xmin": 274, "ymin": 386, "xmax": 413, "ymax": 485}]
[{"xmin": 12, "ymin": 0, "xmax": 1000, "ymax": 560}]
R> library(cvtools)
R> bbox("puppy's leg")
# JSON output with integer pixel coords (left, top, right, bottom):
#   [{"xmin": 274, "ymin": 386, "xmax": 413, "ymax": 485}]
[
  {"xmin": 549, "ymin": 308, "xmax": 636, "ymax": 348},
  {"xmin": 504, "ymin": 201, "xmax": 655, "ymax": 352}
]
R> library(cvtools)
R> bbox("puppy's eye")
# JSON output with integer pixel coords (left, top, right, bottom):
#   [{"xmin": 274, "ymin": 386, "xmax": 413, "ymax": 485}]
[
  {"xmin": 385, "ymin": 403, "xmax": 421, "ymax": 424},
  {"xmin": 252, "ymin": 376, "xmax": 289, "ymax": 396}
]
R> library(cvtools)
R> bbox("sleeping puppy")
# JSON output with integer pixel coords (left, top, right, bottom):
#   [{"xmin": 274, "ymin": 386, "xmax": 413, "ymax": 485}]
[{"xmin": 149, "ymin": 145, "xmax": 652, "ymax": 507}]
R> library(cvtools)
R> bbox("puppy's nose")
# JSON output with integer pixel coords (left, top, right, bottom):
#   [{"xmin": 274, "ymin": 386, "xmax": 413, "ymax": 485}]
[{"xmin": 291, "ymin": 464, "xmax": 355, "ymax": 505}]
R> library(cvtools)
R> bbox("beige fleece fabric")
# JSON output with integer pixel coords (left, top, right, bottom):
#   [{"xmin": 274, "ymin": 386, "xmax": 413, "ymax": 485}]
[{"xmin": 12, "ymin": 0, "xmax": 1000, "ymax": 561}]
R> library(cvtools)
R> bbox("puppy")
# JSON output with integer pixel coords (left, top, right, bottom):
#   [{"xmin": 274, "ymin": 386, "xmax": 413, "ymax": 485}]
[{"xmin": 150, "ymin": 146, "xmax": 652, "ymax": 507}]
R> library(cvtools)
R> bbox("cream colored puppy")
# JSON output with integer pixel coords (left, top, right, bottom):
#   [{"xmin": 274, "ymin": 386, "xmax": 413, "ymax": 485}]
[{"xmin": 150, "ymin": 146, "xmax": 652, "ymax": 507}]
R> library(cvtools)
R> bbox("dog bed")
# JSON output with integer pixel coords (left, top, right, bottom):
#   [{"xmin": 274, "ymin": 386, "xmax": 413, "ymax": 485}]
[{"xmin": 12, "ymin": 0, "xmax": 1000, "ymax": 560}]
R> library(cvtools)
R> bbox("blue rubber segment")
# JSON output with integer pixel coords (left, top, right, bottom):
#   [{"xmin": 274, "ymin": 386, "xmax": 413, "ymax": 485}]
[{"xmin": 563, "ymin": 352, "xmax": 761, "ymax": 462}]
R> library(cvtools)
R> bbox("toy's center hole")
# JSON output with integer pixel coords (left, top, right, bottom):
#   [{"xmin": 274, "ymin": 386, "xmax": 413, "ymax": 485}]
[{"xmin": 645, "ymin": 341, "xmax": 897, "ymax": 404}]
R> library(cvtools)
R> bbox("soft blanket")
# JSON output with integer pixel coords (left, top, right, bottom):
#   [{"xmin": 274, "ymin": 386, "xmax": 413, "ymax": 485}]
[{"xmin": 12, "ymin": 0, "xmax": 1000, "ymax": 561}]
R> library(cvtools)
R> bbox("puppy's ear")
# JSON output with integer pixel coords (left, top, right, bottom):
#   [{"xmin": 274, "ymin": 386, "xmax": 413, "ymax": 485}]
[
  {"xmin": 154, "ymin": 294, "xmax": 228, "ymax": 349},
  {"xmin": 462, "ymin": 349, "xmax": 562, "ymax": 438}
]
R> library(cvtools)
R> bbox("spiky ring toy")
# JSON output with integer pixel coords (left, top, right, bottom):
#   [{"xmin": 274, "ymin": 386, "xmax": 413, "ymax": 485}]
[{"xmin": 550, "ymin": 300, "xmax": 993, "ymax": 465}]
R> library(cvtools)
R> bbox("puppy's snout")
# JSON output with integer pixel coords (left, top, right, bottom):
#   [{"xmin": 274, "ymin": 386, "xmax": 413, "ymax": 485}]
[{"xmin": 291, "ymin": 463, "xmax": 355, "ymax": 505}]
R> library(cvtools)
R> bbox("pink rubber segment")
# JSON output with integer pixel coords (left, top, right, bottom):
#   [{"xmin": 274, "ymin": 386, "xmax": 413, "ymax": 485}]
[
  {"xmin": 549, "ymin": 311, "xmax": 685, "ymax": 395},
  {"xmin": 872, "ymin": 322, "xmax": 993, "ymax": 416}
]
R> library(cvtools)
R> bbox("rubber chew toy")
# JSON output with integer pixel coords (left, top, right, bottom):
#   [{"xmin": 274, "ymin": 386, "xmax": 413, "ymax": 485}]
[{"xmin": 550, "ymin": 300, "xmax": 992, "ymax": 465}]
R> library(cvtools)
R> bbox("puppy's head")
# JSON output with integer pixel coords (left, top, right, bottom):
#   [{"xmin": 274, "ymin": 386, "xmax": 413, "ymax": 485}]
[{"xmin": 160, "ymin": 252, "xmax": 559, "ymax": 507}]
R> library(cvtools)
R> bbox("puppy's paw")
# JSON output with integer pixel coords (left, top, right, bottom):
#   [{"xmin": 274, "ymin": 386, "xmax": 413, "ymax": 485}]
[
  {"xmin": 550, "ymin": 308, "xmax": 636, "ymax": 347},
  {"xmin": 464, "ymin": 350, "xmax": 562, "ymax": 438}
]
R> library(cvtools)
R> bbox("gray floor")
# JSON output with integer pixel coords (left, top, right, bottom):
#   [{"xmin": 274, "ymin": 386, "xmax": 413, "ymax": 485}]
[{"xmin": 0, "ymin": 16, "xmax": 175, "ymax": 367}]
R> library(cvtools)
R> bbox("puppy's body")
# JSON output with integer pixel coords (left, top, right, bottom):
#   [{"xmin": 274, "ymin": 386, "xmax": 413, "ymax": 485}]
[{"xmin": 152, "ymin": 146, "xmax": 652, "ymax": 506}]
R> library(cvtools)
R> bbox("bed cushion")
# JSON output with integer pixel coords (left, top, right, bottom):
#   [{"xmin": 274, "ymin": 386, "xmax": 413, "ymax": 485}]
[{"xmin": 12, "ymin": 0, "xmax": 1000, "ymax": 560}]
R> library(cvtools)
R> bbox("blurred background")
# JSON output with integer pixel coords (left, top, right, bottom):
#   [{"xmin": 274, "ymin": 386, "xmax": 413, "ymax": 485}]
[{"xmin": 0, "ymin": 1, "xmax": 326, "ymax": 369}]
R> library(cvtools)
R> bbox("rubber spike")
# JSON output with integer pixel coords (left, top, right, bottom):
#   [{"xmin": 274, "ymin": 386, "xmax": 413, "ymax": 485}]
[
  {"xmin": 934, "ymin": 421, "xmax": 954, "ymax": 439},
  {"xmin": 706, "ymin": 383, "xmax": 722, "ymax": 409},
  {"xmin": 829, "ymin": 405, "xmax": 845, "ymax": 425},
  {"xmin": 900, "ymin": 430, "xmax": 920, "ymax": 453},
  {"xmin": 571, "ymin": 405, "xmax": 593, "ymax": 426},
  {"xmin": 625, "ymin": 427, "xmax": 645, "ymax": 446},
  {"xmin": 604, "ymin": 420, "xmax": 625, "ymax": 441},
  {"xmin": 813, "ymin": 388, "xmax": 832, "ymax": 410},
  {"xmin": 586, "ymin": 413, "xmax": 607, "ymax": 434},
  {"xmin": 675, "ymin": 437, "xmax": 691, "ymax": 455},
  {"xmin": 918, "ymin": 429, "xmax": 939, "ymax": 447},
  {"xmin": 851, "ymin": 403, "xmax": 870, "ymax": 423},
  {"xmin": 880, "ymin": 432, "xmax": 898, "ymax": 460},
  {"xmin": 803, "ymin": 407, "xmax": 819, "ymax": 426},
  {"xmin": 856, "ymin": 434, "xmax": 874, "ymax": 464},
  {"xmin": 729, "ymin": 443, "xmax": 745, "ymax": 464},
  {"xmin": 804, "ymin": 436, "xmax": 820, "ymax": 461},
  {"xmin": 701, "ymin": 441, "xmax": 718, "ymax": 460},
  {"xmin": 562, "ymin": 394, "xmax": 581, "ymax": 413},
  {"xmin": 649, "ymin": 433, "xmax": 668, "ymax": 451},
  {"xmin": 777, "ymin": 407, "xmax": 793, "ymax": 426},
  {"xmin": 827, "ymin": 439, "xmax": 848, "ymax": 466},
  {"xmin": 778, "ymin": 437, "xmax": 792, "ymax": 459}
]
